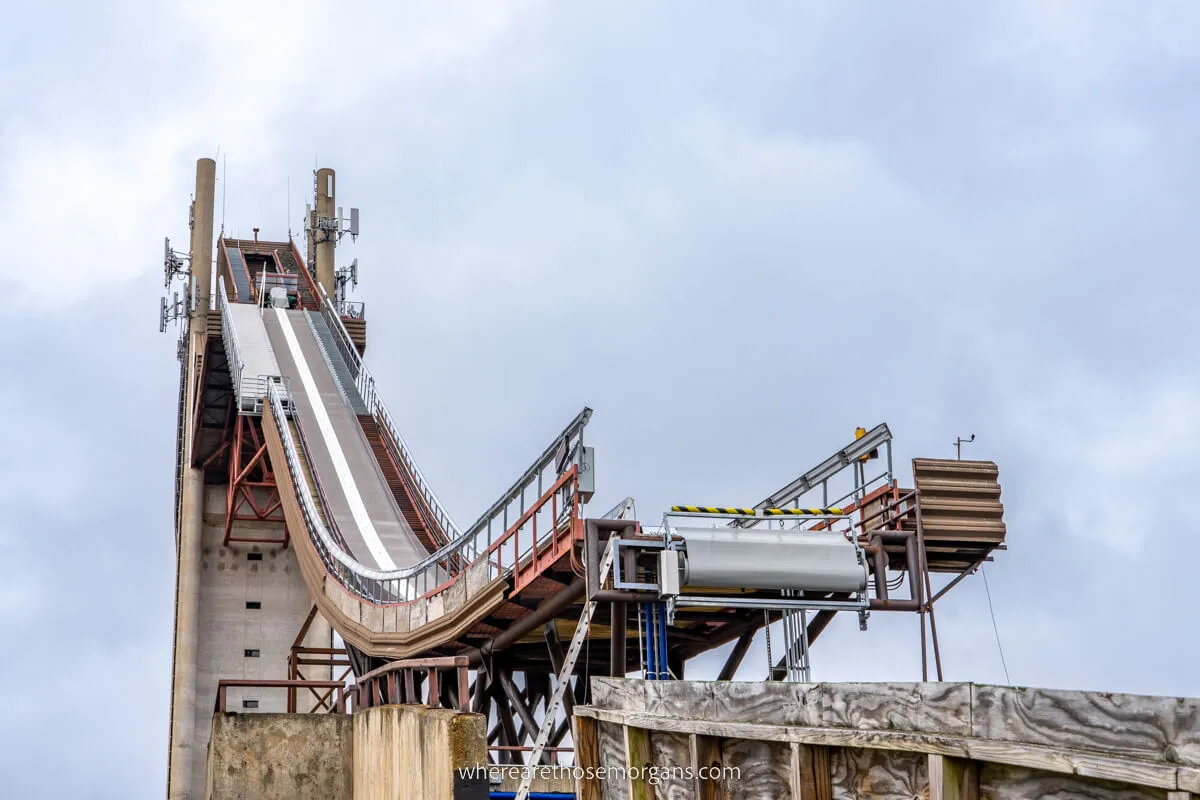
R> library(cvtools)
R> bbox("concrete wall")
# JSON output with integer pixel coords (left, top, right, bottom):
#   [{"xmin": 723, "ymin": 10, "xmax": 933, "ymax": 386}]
[
  {"xmin": 187, "ymin": 485, "xmax": 333, "ymax": 796},
  {"xmin": 353, "ymin": 705, "xmax": 487, "ymax": 800},
  {"xmin": 204, "ymin": 705, "xmax": 489, "ymax": 799},
  {"xmin": 577, "ymin": 679, "xmax": 1200, "ymax": 800},
  {"xmin": 205, "ymin": 713, "xmax": 352, "ymax": 800}
]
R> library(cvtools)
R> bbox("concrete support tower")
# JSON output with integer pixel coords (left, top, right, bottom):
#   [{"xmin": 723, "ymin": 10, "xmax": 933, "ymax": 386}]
[
  {"xmin": 190, "ymin": 161, "xmax": 216, "ymax": 321},
  {"xmin": 165, "ymin": 159, "xmax": 340, "ymax": 799},
  {"xmin": 168, "ymin": 157, "xmax": 215, "ymax": 800},
  {"xmin": 315, "ymin": 167, "xmax": 336, "ymax": 299}
]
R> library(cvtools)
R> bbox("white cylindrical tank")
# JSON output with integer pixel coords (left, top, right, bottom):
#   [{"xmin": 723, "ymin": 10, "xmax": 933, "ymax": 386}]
[{"xmin": 678, "ymin": 528, "xmax": 868, "ymax": 593}]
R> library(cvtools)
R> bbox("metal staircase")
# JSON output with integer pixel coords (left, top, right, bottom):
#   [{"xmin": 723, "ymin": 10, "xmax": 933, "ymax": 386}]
[{"xmin": 223, "ymin": 243, "xmax": 253, "ymax": 302}]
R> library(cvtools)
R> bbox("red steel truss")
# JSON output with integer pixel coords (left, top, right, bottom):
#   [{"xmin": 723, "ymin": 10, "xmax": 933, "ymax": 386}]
[{"xmin": 223, "ymin": 414, "xmax": 288, "ymax": 546}]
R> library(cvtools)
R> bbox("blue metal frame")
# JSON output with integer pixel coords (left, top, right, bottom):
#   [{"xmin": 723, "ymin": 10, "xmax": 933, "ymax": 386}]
[{"xmin": 641, "ymin": 602, "xmax": 671, "ymax": 680}]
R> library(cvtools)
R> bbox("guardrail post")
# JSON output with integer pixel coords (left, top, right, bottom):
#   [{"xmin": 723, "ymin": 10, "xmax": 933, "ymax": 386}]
[
  {"xmin": 457, "ymin": 661, "xmax": 470, "ymax": 712},
  {"xmin": 427, "ymin": 668, "xmax": 440, "ymax": 706},
  {"xmin": 512, "ymin": 532, "xmax": 520, "ymax": 585},
  {"xmin": 928, "ymin": 753, "xmax": 978, "ymax": 800}
]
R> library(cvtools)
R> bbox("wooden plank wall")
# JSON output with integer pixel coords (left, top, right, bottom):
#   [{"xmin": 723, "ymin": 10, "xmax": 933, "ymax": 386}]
[
  {"xmin": 598, "ymin": 720, "xmax": 629, "ymax": 800},
  {"xmin": 574, "ymin": 680, "xmax": 1200, "ymax": 800}
]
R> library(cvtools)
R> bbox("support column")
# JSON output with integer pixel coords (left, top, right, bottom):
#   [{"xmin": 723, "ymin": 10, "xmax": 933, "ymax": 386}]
[
  {"xmin": 168, "ymin": 469, "xmax": 204, "ymax": 799},
  {"xmin": 692, "ymin": 734, "xmax": 725, "ymax": 800},
  {"xmin": 668, "ymin": 650, "xmax": 686, "ymax": 680},
  {"xmin": 574, "ymin": 717, "xmax": 602, "ymax": 800},
  {"xmin": 190, "ymin": 158, "xmax": 216, "ymax": 318},
  {"xmin": 610, "ymin": 601, "xmax": 627, "ymax": 677},
  {"xmin": 717, "ymin": 628, "xmax": 756, "ymax": 681},
  {"xmin": 928, "ymin": 754, "xmax": 978, "ymax": 800},
  {"xmin": 624, "ymin": 725, "xmax": 653, "ymax": 800},
  {"xmin": 791, "ymin": 743, "xmax": 832, "ymax": 800},
  {"xmin": 167, "ymin": 157, "xmax": 216, "ymax": 800},
  {"xmin": 544, "ymin": 623, "xmax": 575, "ymax": 719},
  {"xmin": 315, "ymin": 167, "xmax": 336, "ymax": 299}
]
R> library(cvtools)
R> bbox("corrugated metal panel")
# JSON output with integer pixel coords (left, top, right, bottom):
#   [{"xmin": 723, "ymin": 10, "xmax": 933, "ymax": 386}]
[
  {"xmin": 341, "ymin": 317, "xmax": 367, "ymax": 355},
  {"xmin": 913, "ymin": 459, "xmax": 1005, "ymax": 538},
  {"xmin": 912, "ymin": 458, "xmax": 1005, "ymax": 572}
]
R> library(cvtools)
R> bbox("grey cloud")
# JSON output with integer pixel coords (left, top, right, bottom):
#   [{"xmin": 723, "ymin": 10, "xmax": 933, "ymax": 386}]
[{"xmin": 4, "ymin": 2, "xmax": 1200, "ymax": 797}]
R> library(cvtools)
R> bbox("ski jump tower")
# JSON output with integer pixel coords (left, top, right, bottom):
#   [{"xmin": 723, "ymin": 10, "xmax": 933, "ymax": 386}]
[
  {"xmin": 165, "ymin": 160, "xmax": 353, "ymax": 797},
  {"xmin": 162, "ymin": 158, "xmax": 1009, "ymax": 799}
]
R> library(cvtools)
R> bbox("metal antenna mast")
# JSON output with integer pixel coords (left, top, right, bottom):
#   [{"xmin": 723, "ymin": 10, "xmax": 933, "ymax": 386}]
[{"xmin": 220, "ymin": 154, "xmax": 227, "ymax": 235}]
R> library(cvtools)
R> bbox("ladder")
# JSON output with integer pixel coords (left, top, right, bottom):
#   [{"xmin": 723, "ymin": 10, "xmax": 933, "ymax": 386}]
[{"xmin": 514, "ymin": 543, "xmax": 615, "ymax": 800}]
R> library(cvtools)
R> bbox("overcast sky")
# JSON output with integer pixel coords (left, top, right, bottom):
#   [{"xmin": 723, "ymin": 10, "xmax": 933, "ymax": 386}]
[{"xmin": 4, "ymin": 1, "xmax": 1200, "ymax": 796}]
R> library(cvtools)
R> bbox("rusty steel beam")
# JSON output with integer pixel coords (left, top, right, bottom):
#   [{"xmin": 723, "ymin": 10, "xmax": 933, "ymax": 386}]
[
  {"xmin": 497, "ymin": 669, "xmax": 552, "ymax": 765},
  {"xmin": 472, "ymin": 667, "xmax": 491, "ymax": 714},
  {"xmin": 610, "ymin": 601, "xmax": 627, "ymax": 677},
  {"xmin": 473, "ymin": 578, "xmax": 586, "ymax": 664},
  {"xmin": 544, "ymin": 623, "xmax": 576, "ymax": 719},
  {"xmin": 717, "ymin": 627, "xmax": 757, "ymax": 681},
  {"xmin": 914, "ymin": 491, "xmax": 944, "ymax": 681},
  {"xmin": 223, "ymin": 415, "xmax": 287, "ymax": 547},
  {"xmin": 492, "ymin": 680, "xmax": 520, "ymax": 765}
]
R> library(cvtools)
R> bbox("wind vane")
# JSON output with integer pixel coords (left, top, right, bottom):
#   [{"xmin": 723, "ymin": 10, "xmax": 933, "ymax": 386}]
[{"xmin": 954, "ymin": 433, "xmax": 975, "ymax": 460}]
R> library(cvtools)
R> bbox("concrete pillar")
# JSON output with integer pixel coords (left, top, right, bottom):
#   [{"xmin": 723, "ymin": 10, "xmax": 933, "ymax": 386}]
[
  {"xmin": 206, "ymin": 714, "xmax": 353, "ymax": 799},
  {"xmin": 353, "ymin": 706, "xmax": 486, "ymax": 800},
  {"xmin": 315, "ymin": 167, "xmax": 336, "ymax": 301},
  {"xmin": 304, "ymin": 612, "xmax": 335, "ymax": 682},
  {"xmin": 167, "ymin": 156, "xmax": 216, "ymax": 800},
  {"xmin": 191, "ymin": 158, "xmax": 216, "ymax": 317},
  {"xmin": 168, "ymin": 469, "xmax": 204, "ymax": 799}
]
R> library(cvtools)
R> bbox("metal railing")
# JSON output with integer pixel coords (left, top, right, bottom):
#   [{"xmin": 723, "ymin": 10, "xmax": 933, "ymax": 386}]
[
  {"xmin": 336, "ymin": 299, "xmax": 365, "ymax": 320},
  {"xmin": 214, "ymin": 679, "xmax": 349, "ymax": 714},
  {"xmin": 267, "ymin": 379, "xmax": 413, "ymax": 601},
  {"xmin": 735, "ymin": 423, "xmax": 896, "ymax": 531},
  {"xmin": 255, "ymin": 271, "xmax": 299, "ymax": 304},
  {"xmin": 265, "ymin": 378, "xmax": 590, "ymax": 606},
  {"xmin": 217, "ymin": 280, "xmax": 250, "ymax": 411},
  {"xmin": 355, "ymin": 656, "xmax": 470, "ymax": 711},
  {"xmin": 316, "ymin": 284, "xmax": 460, "ymax": 543}
]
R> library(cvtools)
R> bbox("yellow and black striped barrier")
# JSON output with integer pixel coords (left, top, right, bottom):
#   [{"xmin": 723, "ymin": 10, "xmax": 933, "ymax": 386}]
[
  {"xmin": 671, "ymin": 505, "xmax": 758, "ymax": 515},
  {"xmin": 763, "ymin": 507, "xmax": 844, "ymax": 516}
]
